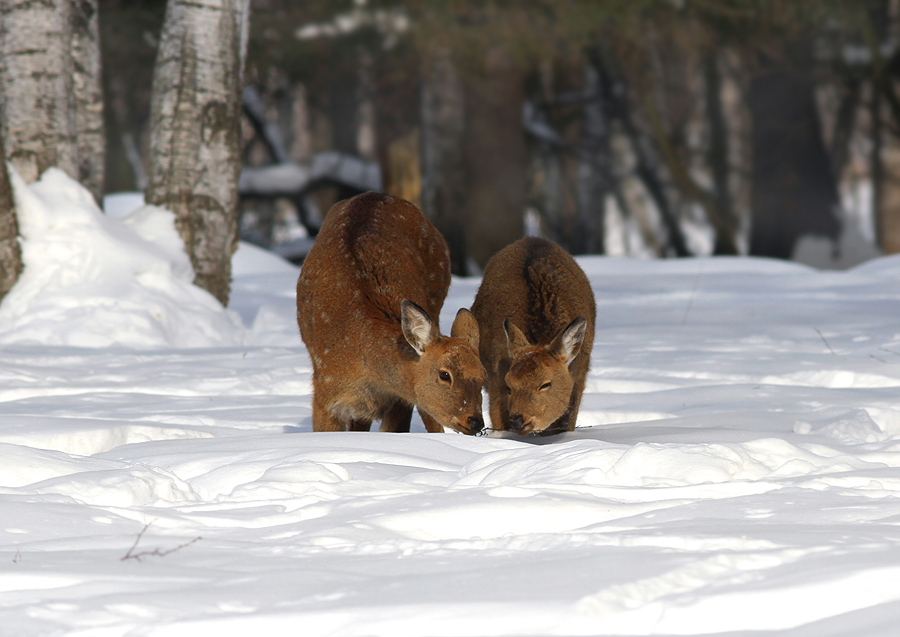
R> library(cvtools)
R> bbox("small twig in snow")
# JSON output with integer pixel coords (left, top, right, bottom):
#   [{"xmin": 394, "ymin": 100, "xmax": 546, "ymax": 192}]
[
  {"xmin": 12, "ymin": 549, "xmax": 20, "ymax": 564},
  {"xmin": 880, "ymin": 347, "xmax": 900, "ymax": 358},
  {"xmin": 871, "ymin": 354, "xmax": 888, "ymax": 363},
  {"xmin": 121, "ymin": 520, "xmax": 201, "ymax": 562},
  {"xmin": 682, "ymin": 264, "xmax": 704, "ymax": 326},
  {"xmin": 815, "ymin": 328, "xmax": 836, "ymax": 355}
]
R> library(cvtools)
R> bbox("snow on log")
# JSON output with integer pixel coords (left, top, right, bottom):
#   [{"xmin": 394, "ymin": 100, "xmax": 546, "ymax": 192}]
[{"xmin": 238, "ymin": 151, "xmax": 382, "ymax": 197}]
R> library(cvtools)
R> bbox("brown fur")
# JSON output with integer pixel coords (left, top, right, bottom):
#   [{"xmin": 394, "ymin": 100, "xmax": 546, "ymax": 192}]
[
  {"xmin": 297, "ymin": 192, "xmax": 486, "ymax": 434},
  {"xmin": 471, "ymin": 237, "xmax": 595, "ymax": 435}
]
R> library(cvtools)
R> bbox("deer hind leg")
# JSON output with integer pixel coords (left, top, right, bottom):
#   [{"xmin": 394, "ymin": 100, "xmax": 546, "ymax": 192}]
[
  {"xmin": 312, "ymin": 384, "xmax": 371, "ymax": 431},
  {"xmin": 380, "ymin": 401, "xmax": 413, "ymax": 433},
  {"xmin": 312, "ymin": 391, "xmax": 349, "ymax": 431}
]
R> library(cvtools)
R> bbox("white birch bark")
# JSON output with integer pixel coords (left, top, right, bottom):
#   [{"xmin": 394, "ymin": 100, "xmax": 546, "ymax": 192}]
[
  {"xmin": 72, "ymin": 0, "xmax": 105, "ymax": 203},
  {"xmin": 0, "ymin": 0, "xmax": 77, "ymax": 184},
  {"xmin": 146, "ymin": 0, "xmax": 249, "ymax": 306}
]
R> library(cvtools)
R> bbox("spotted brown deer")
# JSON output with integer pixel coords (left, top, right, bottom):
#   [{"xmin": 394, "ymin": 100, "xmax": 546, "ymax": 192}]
[
  {"xmin": 296, "ymin": 192, "xmax": 486, "ymax": 434},
  {"xmin": 472, "ymin": 237, "xmax": 595, "ymax": 435}
]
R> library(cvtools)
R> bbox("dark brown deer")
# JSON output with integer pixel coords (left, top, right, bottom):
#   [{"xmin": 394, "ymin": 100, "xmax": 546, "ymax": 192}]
[
  {"xmin": 472, "ymin": 237, "xmax": 595, "ymax": 435},
  {"xmin": 297, "ymin": 192, "xmax": 486, "ymax": 434}
]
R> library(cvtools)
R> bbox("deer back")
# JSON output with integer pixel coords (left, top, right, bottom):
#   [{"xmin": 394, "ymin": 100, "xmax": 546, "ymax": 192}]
[
  {"xmin": 297, "ymin": 192, "xmax": 484, "ymax": 434},
  {"xmin": 472, "ymin": 237, "xmax": 595, "ymax": 435}
]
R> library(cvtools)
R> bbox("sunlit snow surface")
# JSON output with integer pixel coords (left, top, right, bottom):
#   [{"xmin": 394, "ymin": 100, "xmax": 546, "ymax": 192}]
[{"xmin": 3, "ymin": 172, "xmax": 900, "ymax": 635}]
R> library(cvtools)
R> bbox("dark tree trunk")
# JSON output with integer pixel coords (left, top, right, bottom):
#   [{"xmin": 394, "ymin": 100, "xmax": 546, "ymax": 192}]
[
  {"xmin": 748, "ymin": 44, "xmax": 841, "ymax": 259},
  {"xmin": 329, "ymin": 56, "xmax": 364, "ymax": 203},
  {"xmin": 703, "ymin": 56, "xmax": 738, "ymax": 256},
  {"xmin": 868, "ymin": 0, "xmax": 900, "ymax": 254},
  {"xmin": 872, "ymin": 78, "xmax": 887, "ymax": 250},
  {"xmin": 0, "ymin": 132, "xmax": 22, "ymax": 303},
  {"xmin": 535, "ymin": 145, "xmax": 567, "ymax": 248},
  {"xmin": 421, "ymin": 48, "xmax": 468, "ymax": 275},
  {"xmin": 573, "ymin": 50, "xmax": 610, "ymax": 255},
  {"xmin": 463, "ymin": 47, "xmax": 528, "ymax": 269},
  {"xmin": 146, "ymin": 0, "xmax": 249, "ymax": 306},
  {"xmin": 330, "ymin": 75, "xmax": 358, "ymax": 161},
  {"xmin": 829, "ymin": 76, "xmax": 862, "ymax": 183}
]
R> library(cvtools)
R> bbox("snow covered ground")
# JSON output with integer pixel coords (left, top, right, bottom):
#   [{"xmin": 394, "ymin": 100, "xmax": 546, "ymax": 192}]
[{"xmin": 3, "ymin": 171, "xmax": 900, "ymax": 635}]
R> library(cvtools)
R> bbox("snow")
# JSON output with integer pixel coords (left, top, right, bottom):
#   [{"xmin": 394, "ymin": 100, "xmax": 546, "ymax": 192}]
[
  {"xmin": 3, "ymin": 171, "xmax": 900, "ymax": 635},
  {"xmin": 0, "ymin": 170, "xmax": 243, "ymax": 348}
]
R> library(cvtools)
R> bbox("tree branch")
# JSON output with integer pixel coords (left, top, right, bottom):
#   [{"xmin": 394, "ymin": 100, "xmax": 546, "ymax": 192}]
[{"xmin": 121, "ymin": 520, "xmax": 202, "ymax": 562}]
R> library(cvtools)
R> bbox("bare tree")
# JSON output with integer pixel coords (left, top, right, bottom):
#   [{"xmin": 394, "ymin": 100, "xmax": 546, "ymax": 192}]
[
  {"xmin": 0, "ymin": 131, "xmax": 22, "ymax": 303},
  {"xmin": 702, "ymin": 55, "xmax": 738, "ymax": 255},
  {"xmin": 573, "ymin": 49, "xmax": 612, "ymax": 256},
  {"xmin": 463, "ymin": 46, "xmax": 528, "ymax": 268},
  {"xmin": 600, "ymin": 53, "xmax": 692, "ymax": 258},
  {"xmin": 748, "ymin": 43, "xmax": 841, "ymax": 259},
  {"xmin": 72, "ymin": 0, "xmax": 105, "ymax": 203},
  {"xmin": 421, "ymin": 47, "xmax": 468, "ymax": 275},
  {"xmin": 0, "ymin": 0, "xmax": 77, "ymax": 184},
  {"xmin": 146, "ymin": 0, "xmax": 250, "ymax": 306}
]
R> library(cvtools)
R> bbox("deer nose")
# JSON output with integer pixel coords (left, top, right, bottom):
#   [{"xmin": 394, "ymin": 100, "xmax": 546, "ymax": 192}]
[
  {"xmin": 509, "ymin": 414, "xmax": 524, "ymax": 431},
  {"xmin": 468, "ymin": 414, "xmax": 484, "ymax": 433}
]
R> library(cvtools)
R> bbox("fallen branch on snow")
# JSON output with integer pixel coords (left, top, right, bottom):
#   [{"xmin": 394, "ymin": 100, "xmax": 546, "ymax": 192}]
[{"xmin": 121, "ymin": 520, "xmax": 201, "ymax": 562}]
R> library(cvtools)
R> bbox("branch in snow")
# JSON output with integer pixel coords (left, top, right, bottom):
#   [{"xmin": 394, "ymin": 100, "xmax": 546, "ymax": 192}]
[
  {"xmin": 815, "ymin": 328, "xmax": 837, "ymax": 356},
  {"xmin": 121, "ymin": 520, "xmax": 202, "ymax": 563},
  {"xmin": 239, "ymin": 152, "xmax": 381, "ymax": 197}
]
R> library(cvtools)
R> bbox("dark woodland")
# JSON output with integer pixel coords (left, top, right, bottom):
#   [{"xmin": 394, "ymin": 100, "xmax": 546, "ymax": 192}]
[{"xmin": 3, "ymin": 0, "xmax": 900, "ymax": 303}]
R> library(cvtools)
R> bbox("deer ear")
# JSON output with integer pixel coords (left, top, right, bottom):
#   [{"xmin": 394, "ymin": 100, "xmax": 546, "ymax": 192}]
[
  {"xmin": 550, "ymin": 316, "xmax": 587, "ymax": 365},
  {"xmin": 504, "ymin": 319, "xmax": 531, "ymax": 359},
  {"xmin": 401, "ymin": 300, "xmax": 439, "ymax": 356},
  {"xmin": 451, "ymin": 308, "xmax": 480, "ymax": 351}
]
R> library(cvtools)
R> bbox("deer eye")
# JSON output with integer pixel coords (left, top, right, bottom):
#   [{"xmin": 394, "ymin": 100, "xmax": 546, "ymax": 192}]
[
  {"xmin": 539, "ymin": 381, "xmax": 552, "ymax": 391},
  {"xmin": 439, "ymin": 370, "xmax": 452, "ymax": 383}
]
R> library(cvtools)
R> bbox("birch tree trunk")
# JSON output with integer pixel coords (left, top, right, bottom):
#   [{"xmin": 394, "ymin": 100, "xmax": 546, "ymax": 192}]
[
  {"xmin": 0, "ymin": 132, "xmax": 22, "ymax": 303},
  {"xmin": 146, "ymin": 0, "xmax": 249, "ymax": 306},
  {"xmin": 0, "ymin": 0, "xmax": 77, "ymax": 184},
  {"xmin": 421, "ymin": 48, "xmax": 468, "ymax": 275},
  {"xmin": 72, "ymin": 0, "xmax": 105, "ymax": 203}
]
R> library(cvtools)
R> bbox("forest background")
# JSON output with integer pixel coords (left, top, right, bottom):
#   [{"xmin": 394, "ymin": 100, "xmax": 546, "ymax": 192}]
[{"xmin": 3, "ymin": 0, "xmax": 900, "ymax": 300}]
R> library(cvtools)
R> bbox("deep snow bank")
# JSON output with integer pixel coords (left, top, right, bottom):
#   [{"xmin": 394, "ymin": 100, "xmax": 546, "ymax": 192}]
[{"xmin": 0, "ymin": 169, "xmax": 244, "ymax": 348}]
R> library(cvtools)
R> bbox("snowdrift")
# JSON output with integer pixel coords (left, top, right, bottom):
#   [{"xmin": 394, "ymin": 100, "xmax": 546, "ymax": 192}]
[
  {"xmin": 2, "ymin": 172, "xmax": 900, "ymax": 635},
  {"xmin": 0, "ymin": 169, "xmax": 244, "ymax": 348}
]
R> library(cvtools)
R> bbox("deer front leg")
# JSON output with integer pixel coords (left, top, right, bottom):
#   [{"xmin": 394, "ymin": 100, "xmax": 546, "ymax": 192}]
[
  {"xmin": 380, "ymin": 401, "xmax": 413, "ymax": 433},
  {"xmin": 418, "ymin": 409, "xmax": 445, "ymax": 434}
]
